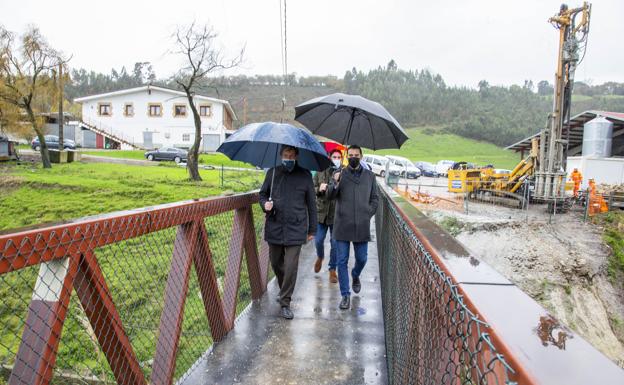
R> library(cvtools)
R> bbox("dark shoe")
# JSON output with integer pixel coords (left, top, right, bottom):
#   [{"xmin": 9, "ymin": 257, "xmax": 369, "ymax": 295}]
[
  {"xmin": 339, "ymin": 296, "xmax": 350, "ymax": 310},
  {"xmin": 280, "ymin": 306, "xmax": 294, "ymax": 319},
  {"xmin": 352, "ymin": 277, "xmax": 361, "ymax": 294},
  {"xmin": 314, "ymin": 257, "xmax": 322, "ymax": 273},
  {"xmin": 329, "ymin": 270, "xmax": 338, "ymax": 283}
]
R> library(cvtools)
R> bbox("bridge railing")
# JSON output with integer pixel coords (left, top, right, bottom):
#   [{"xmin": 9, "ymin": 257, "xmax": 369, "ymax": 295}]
[
  {"xmin": 0, "ymin": 192, "xmax": 269, "ymax": 385},
  {"xmin": 376, "ymin": 185, "xmax": 624, "ymax": 385}
]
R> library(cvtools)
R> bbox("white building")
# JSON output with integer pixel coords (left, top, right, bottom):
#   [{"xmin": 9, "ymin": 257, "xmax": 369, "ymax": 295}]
[{"xmin": 74, "ymin": 85, "xmax": 237, "ymax": 151}]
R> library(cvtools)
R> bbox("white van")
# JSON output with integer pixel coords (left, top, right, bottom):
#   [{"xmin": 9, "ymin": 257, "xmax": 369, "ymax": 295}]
[
  {"xmin": 362, "ymin": 154, "xmax": 402, "ymax": 177},
  {"xmin": 386, "ymin": 155, "xmax": 421, "ymax": 179},
  {"xmin": 435, "ymin": 160, "xmax": 455, "ymax": 177}
]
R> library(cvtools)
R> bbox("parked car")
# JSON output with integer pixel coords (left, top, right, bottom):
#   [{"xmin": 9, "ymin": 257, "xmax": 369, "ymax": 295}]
[
  {"xmin": 386, "ymin": 155, "xmax": 421, "ymax": 179},
  {"xmin": 415, "ymin": 161, "xmax": 440, "ymax": 177},
  {"xmin": 362, "ymin": 154, "xmax": 401, "ymax": 177},
  {"xmin": 435, "ymin": 160, "xmax": 455, "ymax": 177},
  {"xmin": 31, "ymin": 135, "xmax": 76, "ymax": 151},
  {"xmin": 144, "ymin": 147, "xmax": 188, "ymax": 163}
]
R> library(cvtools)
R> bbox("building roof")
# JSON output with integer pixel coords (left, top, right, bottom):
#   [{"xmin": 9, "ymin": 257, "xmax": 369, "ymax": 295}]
[
  {"xmin": 505, "ymin": 110, "xmax": 624, "ymax": 154},
  {"xmin": 74, "ymin": 85, "xmax": 237, "ymax": 120}
]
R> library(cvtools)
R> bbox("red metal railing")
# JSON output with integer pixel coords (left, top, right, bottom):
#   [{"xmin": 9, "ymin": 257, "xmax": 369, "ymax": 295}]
[{"xmin": 0, "ymin": 192, "xmax": 268, "ymax": 385}]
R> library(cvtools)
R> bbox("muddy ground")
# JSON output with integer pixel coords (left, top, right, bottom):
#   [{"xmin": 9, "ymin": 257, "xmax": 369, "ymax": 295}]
[{"xmin": 409, "ymin": 191, "xmax": 624, "ymax": 368}]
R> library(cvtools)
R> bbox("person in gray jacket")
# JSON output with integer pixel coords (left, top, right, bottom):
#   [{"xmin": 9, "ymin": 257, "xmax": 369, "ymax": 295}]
[
  {"xmin": 259, "ymin": 145, "xmax": 316, "ymax": 319},
  {"xmin": 328, "ymin": 144, "xmax": 378, "ymax": 310}
]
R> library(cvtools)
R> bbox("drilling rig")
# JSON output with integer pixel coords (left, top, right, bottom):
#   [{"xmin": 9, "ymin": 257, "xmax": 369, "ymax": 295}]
[
  {"xmin": 534, "ymin": 2, "xmax": 591, "ymax": 207},
  {"xmin": 447, "ymin": 3, "xmax": 592, "ymax": 210}
]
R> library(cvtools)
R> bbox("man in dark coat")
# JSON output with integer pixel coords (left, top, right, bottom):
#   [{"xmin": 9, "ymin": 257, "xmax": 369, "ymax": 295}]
[
  {"xmin": 312, "ymin": 149, "xmax": 343, "ymax": 283},
  {"xmin": 259, "ymin": 145, "xmax": 317, "ymax": 319},
  {"xmin": 328, "ymin": 145, "xmax": 378, "ymax": 310}
]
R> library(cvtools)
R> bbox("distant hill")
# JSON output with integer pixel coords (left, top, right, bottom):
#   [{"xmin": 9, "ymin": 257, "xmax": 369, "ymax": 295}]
[{"xmin": 64, "ymin": 62, "xmax": 624, "ymax": 148}]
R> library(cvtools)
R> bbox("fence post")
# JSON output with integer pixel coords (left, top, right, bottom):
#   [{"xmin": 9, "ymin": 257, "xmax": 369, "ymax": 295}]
[
  {"xmin": 584, "ymin": 187, "xmax": 590, "ymax": 222},
  {"xmin": 220, "ymin": 164, "xmax": 224, "ymax": 188}
]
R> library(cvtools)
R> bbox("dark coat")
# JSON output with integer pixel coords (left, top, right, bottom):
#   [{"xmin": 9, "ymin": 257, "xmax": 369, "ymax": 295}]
[
  {"xmin": 313, "ymin": 167, "xmax": 339, "ymax": 225},
  {"xmin": 259, "ymin": 164, "xmax": 317, "ymax": 246},
  {"xmin": 328, "ymin": 166, "xmax": 379, "ymax": 242}
]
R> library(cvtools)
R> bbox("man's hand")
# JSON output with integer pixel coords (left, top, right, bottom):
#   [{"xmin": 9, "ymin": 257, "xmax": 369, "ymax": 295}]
[
  {"xmin": 333, "ymin": 171, "xmax": 341, "ymax": 182},
  {"xmin": 319, "ymin": 183, "xmax": 328, "ymax": 192},
  {"xmin": 307, "ymin": 234, "xmax": 314, "ymax": 242},
  {"xmin": 264, "ymin": 201, "xmax": 274, "ymax": 211}
]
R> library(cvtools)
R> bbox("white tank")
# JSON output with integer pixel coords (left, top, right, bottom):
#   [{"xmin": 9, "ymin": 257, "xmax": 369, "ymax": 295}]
[{"xmin": 582, "ymin": 116, "xmax": 613, "ymax": 157}]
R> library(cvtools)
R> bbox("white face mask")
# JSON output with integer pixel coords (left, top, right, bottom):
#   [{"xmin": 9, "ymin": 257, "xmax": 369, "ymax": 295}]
[{"xmin": 332, "ymin": 159, "xmax": 341, "ymax": 168}]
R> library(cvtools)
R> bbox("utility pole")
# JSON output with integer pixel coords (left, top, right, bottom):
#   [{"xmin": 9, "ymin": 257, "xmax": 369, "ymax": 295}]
[
  {"xmin": 243, "ymin": 96, "xmax": 247, "ymax": 126},
  {"xmin": 58, "ymin": 62, "xmax": 64, "ymax": 151}
]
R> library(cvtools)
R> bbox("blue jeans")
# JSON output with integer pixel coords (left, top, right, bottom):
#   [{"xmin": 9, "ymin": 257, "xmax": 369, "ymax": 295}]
[
  {"xmin": 335, "ymin": 240, "xmax": 368, "ymax": 297},
  {"xmin": 314, "ymin": 223, "xmax": 337, "ymax": 271}
]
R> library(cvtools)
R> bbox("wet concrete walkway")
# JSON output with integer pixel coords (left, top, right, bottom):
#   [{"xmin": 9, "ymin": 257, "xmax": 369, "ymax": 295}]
[{"xmin": 181, "ymin": 223, "xmax": 387, "ymax": 385}]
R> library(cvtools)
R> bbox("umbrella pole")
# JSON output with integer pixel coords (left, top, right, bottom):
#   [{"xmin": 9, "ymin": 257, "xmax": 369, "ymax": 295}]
[{"xmin": 269, "ymin": 144, "xmax": 278, "ymax": 201}]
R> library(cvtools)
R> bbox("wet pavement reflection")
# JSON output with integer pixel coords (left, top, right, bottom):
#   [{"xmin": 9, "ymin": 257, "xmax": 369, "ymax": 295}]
[{"xmin": 181, "ymin": 221, "xmax": 387, "ymax": 385}]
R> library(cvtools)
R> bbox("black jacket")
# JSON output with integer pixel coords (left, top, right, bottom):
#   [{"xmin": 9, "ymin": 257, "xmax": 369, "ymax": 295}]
[
  {"xmin": 328, "ymin": 166, "xmax": 379, "ymax": 242},
  {"xmin": 259, "ymin": 164, "xmax": 317, "ymax": 246}
]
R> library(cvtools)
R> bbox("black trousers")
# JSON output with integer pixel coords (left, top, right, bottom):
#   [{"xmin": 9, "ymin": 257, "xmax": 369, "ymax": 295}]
[{"xmin": 269, "ymin": 243, "xmax": 302, "ymax": 307}]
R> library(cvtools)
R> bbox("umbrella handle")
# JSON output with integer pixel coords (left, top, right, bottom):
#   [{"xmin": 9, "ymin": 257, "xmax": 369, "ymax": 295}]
[{"xmin": 269, "ymin": 167, "xmax": 275, "ymax": 201}]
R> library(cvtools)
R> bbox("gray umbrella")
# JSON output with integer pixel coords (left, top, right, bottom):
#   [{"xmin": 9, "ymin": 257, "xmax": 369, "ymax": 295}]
[{"xmin": 294, "ymin": 93, "xmax": 409, "ymax": 150}]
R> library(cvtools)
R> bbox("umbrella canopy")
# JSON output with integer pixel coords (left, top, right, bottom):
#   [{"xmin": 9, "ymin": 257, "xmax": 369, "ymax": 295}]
[
  {"xmin": 322, "ymin": 141, "xmax": 346, "ymax": 154},
  {"xmin": 217, "ymin": 122, "xmax": 331, "ymax": 171},
  {"xmin": 294, "ymin": 93, "xmax": 409, "ymax": 150}
]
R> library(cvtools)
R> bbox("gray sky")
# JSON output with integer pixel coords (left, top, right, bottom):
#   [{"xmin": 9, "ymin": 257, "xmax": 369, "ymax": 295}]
[{"xmin": 1, "ymin": 0, "xmax": 622, "ymax": 88}]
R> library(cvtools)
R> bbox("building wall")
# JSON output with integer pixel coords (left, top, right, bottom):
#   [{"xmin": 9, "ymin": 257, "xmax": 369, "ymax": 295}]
[
  {"xmin": 567, "ymin": 156, "xmax": 624, "ymax": 188},
  {"xmin": 80, "ymin": 89, "xmax": 227, "ymax": 150}
]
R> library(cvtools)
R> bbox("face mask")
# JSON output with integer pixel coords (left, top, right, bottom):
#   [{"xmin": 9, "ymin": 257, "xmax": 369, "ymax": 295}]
[
  {"xmin": 332, "ymin": 159, "xmax": 341, "ymax": 168},
  {"xmin": 282, "ymin": 159, "xmax": 295, "ymax": 171},
  {"xmin": 348, "ymin": 157, "xmax": 360, "ymax": 169}
]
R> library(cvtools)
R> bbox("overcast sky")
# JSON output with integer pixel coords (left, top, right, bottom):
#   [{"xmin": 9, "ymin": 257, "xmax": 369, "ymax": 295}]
[{"xmin": 1, "ymin": 0, "xmax": 622, "ymax": 88}]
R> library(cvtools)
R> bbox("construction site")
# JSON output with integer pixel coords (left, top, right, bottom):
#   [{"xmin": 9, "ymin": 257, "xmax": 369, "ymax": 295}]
[{"xmin": 387, "ymin": 2, "xmax": 624, "ymax": 369}]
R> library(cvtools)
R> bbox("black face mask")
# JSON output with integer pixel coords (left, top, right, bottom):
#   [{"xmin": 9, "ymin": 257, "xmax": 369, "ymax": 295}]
[{"xmin": 348, "ymin": 157, "xmax": 360, "ymax": 169}]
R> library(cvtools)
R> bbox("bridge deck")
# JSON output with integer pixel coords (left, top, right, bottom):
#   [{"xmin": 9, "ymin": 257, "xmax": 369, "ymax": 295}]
[{"xmin": 181, "ymin": 224, "xmax": 387, "ymax": 385}]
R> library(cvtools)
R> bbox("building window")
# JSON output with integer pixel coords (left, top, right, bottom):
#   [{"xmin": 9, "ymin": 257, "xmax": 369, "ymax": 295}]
[
  {"xmin": 199, "ymin": 104, "xmax": 212, "ymax": 117},
  {"xmin": 148, "ymin": 103, "xmax": 162, "ymax": 117},
  {"xmin": 174, "ymin": 104, "xmax": 187, "ymax": 117},
  {"xmin": 98, "ymin": 103, "xmax": 112, "ymax": 116},
  {"xmin": 164, "ymin": 132, "xmax": 171, "ymax": 139},
  {"xmin": 124, "ymin": 103, "xmax": 134, "ymax": 117},
  {"xmin": 182, "ymin": 134, "xmax": 190, "ymax": 142}
]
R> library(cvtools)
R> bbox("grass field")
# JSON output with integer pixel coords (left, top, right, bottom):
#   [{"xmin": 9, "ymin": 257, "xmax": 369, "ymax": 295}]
[
  {"xmin": 0, "ymin": 162, "xmax": 262, "ymax": 231},
  {"xmin": 81, "ymin": 150, "xmax": 255, "ymax": 168},
  {"xmin": 372, "ymin": 127, "xmax": 521, "ymax": 169}
]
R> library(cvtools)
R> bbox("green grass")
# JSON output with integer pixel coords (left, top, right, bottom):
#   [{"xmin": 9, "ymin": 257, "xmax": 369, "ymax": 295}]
[
  {"xmin": 591, "ymin": 211, "xmax": 624, "ymax": 279},
  {"xmin": 80, "ymin": 150, "xmax": 254, "ymax": 168},
  {"xmin": 371, "ymin": 126, "xmax": 521, "ymax": 169},
  {"xmin": 0, "ymin": 162, "xmax": 262, "ymax": 231}
]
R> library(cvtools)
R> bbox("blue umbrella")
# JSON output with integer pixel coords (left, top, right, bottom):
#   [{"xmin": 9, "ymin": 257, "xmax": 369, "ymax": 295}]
[{"xmin": 217, "ymin": 122, "xmax": 331, "ymax": 171}]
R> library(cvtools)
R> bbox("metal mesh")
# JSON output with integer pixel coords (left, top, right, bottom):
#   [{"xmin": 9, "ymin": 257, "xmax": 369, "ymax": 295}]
[
  {"xmin": 376, "ymin": 188, "xmax": 517, "ymax": 385},
  {"xmin": 0, "ymin": 193, "xmax": 268, "ymax": 385}
]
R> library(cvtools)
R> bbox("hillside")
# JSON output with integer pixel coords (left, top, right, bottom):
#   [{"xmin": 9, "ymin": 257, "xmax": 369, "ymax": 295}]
[{"xmin": 372, "ymin": 127, "xmax": 520, "ymax": 169}]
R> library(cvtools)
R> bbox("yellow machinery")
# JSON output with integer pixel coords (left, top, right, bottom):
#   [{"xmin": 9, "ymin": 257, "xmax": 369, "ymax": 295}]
[{"xmin": 448, "ymin": 139, "xmax": 538, "ymax": 207}]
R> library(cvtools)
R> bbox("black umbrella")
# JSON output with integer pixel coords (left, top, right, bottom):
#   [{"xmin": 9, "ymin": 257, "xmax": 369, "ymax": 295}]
[{"xmin": 294, "ymin": 93, "xmax": 409, "ymax": 150}]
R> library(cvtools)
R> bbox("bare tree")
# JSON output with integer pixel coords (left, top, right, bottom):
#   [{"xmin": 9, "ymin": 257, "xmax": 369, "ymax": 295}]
[
  {"xmin": 172, "ymin": 22, "xmax": 244, "ymax": 181},
  {"xmin": 0, "ymin": 25, "xmax": 58, "ymax": 168}
]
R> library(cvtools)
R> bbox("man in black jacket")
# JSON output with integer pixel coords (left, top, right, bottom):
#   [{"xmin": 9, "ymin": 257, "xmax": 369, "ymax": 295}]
[
  {"xmin": 259, "ymin": 145, "xmax": 317, "ymax": 319},
  {"xmin": 328, "ymin": 145, "xmax": 378, "ymax": 310}
]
